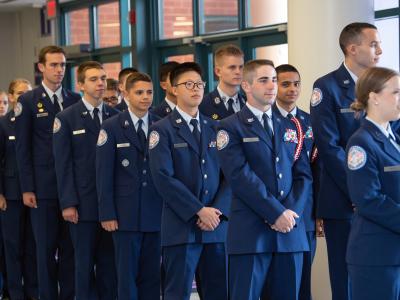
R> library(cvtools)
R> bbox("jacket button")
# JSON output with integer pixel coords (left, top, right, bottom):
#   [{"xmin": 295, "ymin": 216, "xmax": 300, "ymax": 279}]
[
  {"xmin": 276, "ymin": 157, "xmax": 280, "ymax": 162},
  {"xmin": 142, "ymin": 169, "xmax": 147, "ymax": 175},
  {"xmin": 142, "ymin": 182, "xmax": 147, "ymax": 187},
  {"xmin": 280, "ymin": 190, "xmax": 284, "ymax": 196},
  {"xmin": 204, "ymin": 174, "xmax": 208, "ymax": 179},
  {"xmin": 202, "ymin": 159, "xmax": 205, "ymax": 164},
  {"xmin": 204, "ymin": 190, "xmax": 209, "ymax": 195},
  {"xmin": 278, "ymin": 173, "xmax": 282, "ymax": 179}
]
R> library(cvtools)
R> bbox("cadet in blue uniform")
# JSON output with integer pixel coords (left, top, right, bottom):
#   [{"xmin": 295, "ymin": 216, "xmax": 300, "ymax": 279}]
[
  {"xmin": 199, "ymin": 44, "xmax": 245, "ymax": 121},
  {"xmin": 53, "ymin": 61, "xmax": 118, "ymax": 300},
  {"xmin": 269, "ymin": 64, "xmax": 320, "ymax": 300},
  {"xmin": 345, "ymin": 67, "xmax": 400, "ymax": 300},
  {"xmin": 217, "ymin": 59, "xmax": 312, "ymax": 300},
  {"xmin": 149, "ymin": 62, "xmax": 230, "ymax": 300},
  {"xmin": 153, "ymin": 61, "xmax": 179, "ymax": 118},
  {"xmin": 310, "ymin": 23, "xmax": 382, "ymax": 300},
  {"xmin": 115, "ymin": 67, "xmax": 138, "ymax": 112},
  {"xmin": 96, "ymin": 72, "xmax": 162, "ymax": 300},
  {"xmin": 14, "ymin": 45, "xmax": 80, "ymax": 300},
  {"xmin": 0, "ymin": 79, "xmax": 38, "ymax": 300}
]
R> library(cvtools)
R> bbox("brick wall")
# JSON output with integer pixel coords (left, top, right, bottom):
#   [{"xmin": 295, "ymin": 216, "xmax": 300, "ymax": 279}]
[
  {"xmin": 68, "ymin": 8, "xmax": 90, "ymax": 45},
  {"xmin": 97, "ymin": 2, "xmax": 120, "ymax": 48}
]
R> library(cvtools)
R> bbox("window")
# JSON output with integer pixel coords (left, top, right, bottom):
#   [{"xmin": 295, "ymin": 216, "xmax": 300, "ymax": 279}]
[
  {"xmin": 201, "ymin": 0, "xmax": 238, "ymax": 33},
  {"xmin": 103, "ymin": 62, "xmax": 122, "ymax": 80},
  {"xmin": 376, "ymin": 17, "xmax": 399, "ymax": 71},
  {"xmin": 160, "ymin": 0, "xmax": 193, "ymax": 39},
  {"xmin": 96, "ymin": 2, "xmax": 121, "ymax": 48},
  {"xmin": 374, "ymin": 0, "xmax": 398, "ymax": 10},
  {"xmin": 167, "ymin": 54, "xmax": 194, "ymax": 63},
  {"xmin": 246, "ymin": 0, "xmax": 287, "ymax": 27},
  {"xmin": 65, "ymin": 8, "xmax": 90, "ymax": 45}
]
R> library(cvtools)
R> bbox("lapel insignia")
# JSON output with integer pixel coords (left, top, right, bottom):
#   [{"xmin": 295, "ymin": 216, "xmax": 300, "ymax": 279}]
[
  {"xmin": 41, "ymin": 93, "xmax": 46, "ymax": 98},
  {"xmin": 10, "ymin": 117, "xmax": 15, "ymax": 122},
  {"xmin": 214, "ymin": 97, "xmax": 221, "ymax": 104},
  {"xmin": 176, "ymin": 118, "xmax": 182, "ymax": 124},
  {"xmin": 124, "ymin": 120, "xmax": 129, "ymax": 128},
  {"xmin": 212, "ymin": 114, "xmax": 219, "ymax": 120},
  {"xmin": 343, "ymin": 79, "xmax": 350, "ymax": 85},
  {"xmin": 81, "ymin": 111, "xmax": 88, "ymax": 117},
  {"xmin": 299, "ymin": 115, "xmax": 305, "ymax": 120},
  {"xmin": 166, "ymin": 107, "xmax": 171, "ymax": 113},
  {"xmin": 247, "ymin": 118, "xmax": 254, "ymax": 123},
  {"xmin": 347, "ymin": 145, "xmax": 367, "ymax": 170},
  {"xmin": 37, "ymin": 102, "xmax": 43, "ymax": 108}
]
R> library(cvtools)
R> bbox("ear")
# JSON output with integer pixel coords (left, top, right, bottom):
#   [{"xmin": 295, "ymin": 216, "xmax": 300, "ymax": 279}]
[
  {"xmin": 172, "ymin": 85, "xmax": 178, "ymax": 97},
  {"xmin": 347, "ymin": 43, "xmax": 358, "ymax": 56},
  {"xmin": 77, "ymin": 81, "xmax": 85, "ymax": 93},
  {"xmin": 160, "ymin": 81, "xmax": 168, "ymax": 90},
  {"xmin": 214, "ymin": 65, "xmax": 221, "ymax": 78},
  {"xmin": 38, "ymin": 63, "xmax": 45, "ymax": 73},
  {"xmin": 241, "ymin": 80, "xmax": 250, "ymax": 93}
]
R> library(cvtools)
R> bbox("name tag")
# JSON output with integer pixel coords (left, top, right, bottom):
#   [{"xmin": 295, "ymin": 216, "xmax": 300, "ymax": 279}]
[
  {"xmin": 8, "ymin": 136, "xmax": 15, "ymax": 140},
  {"xmin": 340, "ymin": 108, "xmax": 354, "ymax": 113},
  {"xmin": 117, "ymin": 143, "xmax": 130, "ymax": 148},
  {"xmin": 384, "ymin": 165, "xmax": 400, "ymax": 172},
  {"xmin": 73, "ymin": 129, "xmax": 86, "ymax": 135},
  {"xmin": 36, "ymin": 112, "xmax": 48, "ymax": 118},
  {"xmin": 174, "ymin": 142, "xmax": 188, "ymax": 148},
  {"xmin": 243, "ymin": 137, "xmax": 260, "ymax": 143}
]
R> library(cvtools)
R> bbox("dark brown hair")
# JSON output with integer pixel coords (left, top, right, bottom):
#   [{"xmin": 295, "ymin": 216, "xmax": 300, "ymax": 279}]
[
  {"xmin": 339, "ymin": 22, "xmax": 377, "ymax": 55},
  {"xmin": 125, "ymin": 72, "xmax": 152, "ymax": 91},
  {"xmin": 243, "ymin": 59, "xmax": 275, "ymax": 83},
  {"xmin": 38, "ymin": 45, "xmax": 66, "ymax": 64},
  {"xmin": 77, "ymin": 61, "xmax": 104, "ymax": 83}
]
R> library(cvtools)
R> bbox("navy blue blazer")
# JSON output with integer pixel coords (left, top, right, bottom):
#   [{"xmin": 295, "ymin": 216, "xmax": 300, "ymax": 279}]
[
  {"xmin": 152, "ymin": 99, "xmax": 173, "ymax": 119},
  {"xmin": 310, "ymin": 63, "xmax": 361, "ymax": 219},
  {"xmin": 96, "ymin": 110, "xmax": 162, "ymax": 232},
  {"xmin": 0, "ymin": 111, "xmax": 22, "ymax": 200},
  {"xmin": 199, "ymin": 88, "xmax": 245, "ymax": 120},
  {"xmin": 346, "ymin": 120, "xmax": 400, "ymax": 266},
  {"xmin": 14, "ymin": 85, "xmax": 80, "ymax": 199},
  {"xmin": 148, "ymin": 109, "xmax": 231, "ymax": 247},
  {"xmin": 273, "ymin": 104, "xmax": 318, "ymax": 231},
  {"xmin": 53, "ymin": 100, "xmax": 118, "ymax": 221},
  {"xmin": 217, "ymin": 105, "xmax": 312, "ymax": 254},
  {"xmin": 115, "ymin": 100, "xmax": 128, "ymax": 112}
]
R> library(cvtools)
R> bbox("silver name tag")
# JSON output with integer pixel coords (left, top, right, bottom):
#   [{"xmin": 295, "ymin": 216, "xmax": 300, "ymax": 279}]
[
  {"xmin": 73, "ymin": 129, "xmax": 86, "ymax": 135},
  {"xmin": 174, "ymin": 142, "xmax": 188, "ymax": 148},
  {"xmin": 36, "ymin": 112, "xmax": 48, "ymax": 118},
  {"xmin": 243, "ymin": 137, "xmax": 260, "ymax": 143},
  {"xmin": 340, "ymin": 108, "xmax": 354, "ymax": 113},
  {"xmin": 117, "ymin": 143, "xmax": 130, "ymax": 148},
  {"xmin": 384, "ymin": 165, "xmax": 400, "ymax": 172},
  {"xmin": 8, "ymin": 136, "xmax": 15, "ymax": 140}
]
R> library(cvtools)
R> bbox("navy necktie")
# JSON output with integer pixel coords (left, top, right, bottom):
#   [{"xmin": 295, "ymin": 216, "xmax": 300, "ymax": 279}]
[
  {"xmin": 137, "ymin": 119, "xmax": 147, "ymax": 149},
  {"xmin": 190, "ymin": 118, "xmax": 200, "ymax": 145},
  {"xmin": 227, "ymin": 98, "xmax": 235, "ymax": 114},
  {"xmin": 93, "ymin": 107, "xmax": 101, "ymax": 128},
  {"xmin": 262, "ymin": 113, "xmax": 273, "ymax": 140},
  {"xmin": 53, "ymin": 94, "xmax": 61, "ymax": 113}
]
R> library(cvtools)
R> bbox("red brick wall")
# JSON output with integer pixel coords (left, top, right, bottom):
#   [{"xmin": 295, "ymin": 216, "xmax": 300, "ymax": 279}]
[
  {"xmin": 97, "ymin": 2, "xmax": 120, "ymax": 48},
  {"xmin": 68, "ymin": 8, "xmax": 90, "ymax": 45}
]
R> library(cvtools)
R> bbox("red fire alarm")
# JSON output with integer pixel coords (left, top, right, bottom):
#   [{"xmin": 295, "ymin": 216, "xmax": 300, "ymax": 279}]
[
  {"xmin": 129, "ymin": 10, "xmax": 136, "ymax": 25},
  {"xmin": 46, "ymin": 0, "xmax": 57, "ymax": 19}
]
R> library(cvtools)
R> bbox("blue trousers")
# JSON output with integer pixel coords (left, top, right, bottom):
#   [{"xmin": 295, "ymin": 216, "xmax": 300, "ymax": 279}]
[
  {"xmin": 349, "ymin": 264, "xmax": 400, "ymax": 300},
  {"xmin": 231, "ymin": 252, "xmax": 303, "ymax": 300},
  {"xmin": 30, "ymin": 198, "xmax": 74, "ymax": 300},
  {"xmin": 299, "ymin": 231, "xmax": 317, "ymax": 300},
  {"xmin": 69, "ymin": 221, "xmax": 116, "ymax": 300},
  {"xmin": 324, "ymin": 219, "xmax": 352, "ymax": 300},
  {"xmin": 163, "ymin": 243, "xmax": 227, "ymax": 300},
  {"xmin": 112, "ymin": 231, "xmax": 160, "ymax": 300},
  {"xmin": 1, "ymin": 200, "xmax": 37, "ymax": 300}
]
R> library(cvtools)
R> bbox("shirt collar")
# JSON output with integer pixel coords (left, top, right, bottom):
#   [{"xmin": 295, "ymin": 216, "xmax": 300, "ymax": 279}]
[
  {"xmin": 276, "ymin": 102, "xmax": 297, "ymax": 118},
  {"xmin": 217, "ymin": 85, "xmax": 238, "ymax": 104},
  {"xmin": 165, "ymin": 98, "xmax": 176, "ymax": 110},
  {"xmin": 175, "ymin": 105, "xmax": 199, "ymax": 126},
  {"xmin": 246, "ymin": 102, "xmax": 272, "ymax": 122},
  {"xmin": 365, "ymin": 116, "xmax": 395, "ymax": 139},
  {"xmin": 81, "ymin": 97, "xmax": 103, "ymax": 113},
  {"xmin": 42, "ymin": 81, "xmax": 63, "ymax": 102},
  {"xmin": 343, "ymin": 61, "xmax": 358, "ymax": 84},
  {"xmin": 129, "ymin": 109, "xmax": 149, "ymax": 128}
]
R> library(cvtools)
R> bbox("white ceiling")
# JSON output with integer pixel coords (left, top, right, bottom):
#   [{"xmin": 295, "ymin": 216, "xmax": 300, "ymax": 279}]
[{"xmin": 0, "ymin": 0, "xmax": 47, "ymax": 12}]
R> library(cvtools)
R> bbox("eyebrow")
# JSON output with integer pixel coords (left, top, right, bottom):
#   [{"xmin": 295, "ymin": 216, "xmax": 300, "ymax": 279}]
[{"xmin": 257, "ymin": 76, "xmax": 276, "ymax": 80}]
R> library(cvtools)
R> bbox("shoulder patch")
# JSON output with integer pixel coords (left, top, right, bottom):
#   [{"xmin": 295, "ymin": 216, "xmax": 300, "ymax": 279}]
[
  {"xmin": 217, "ymin": 130, "xmax": 229, "ymax": 150},
  {"xmin": 149, "ymin": 131, "xmax": 160, "ymax": 150},
  {"xmin": 14, "ymin": 102, "xmax": 23, "ymax": 117},
  {"xmin": 97, "ymin": 129, "xmax": 108, "ymax": 146},
  {"xmin": 53, "ymin": 117, "xmax": 61, "ymax": 133},
  {"xmin": 347, "ymin": 145, "xmax": 367, "ymax": 170},
  {"xmin": 310, "ymin": 88, "xmax": 323, "ymax": 107}
]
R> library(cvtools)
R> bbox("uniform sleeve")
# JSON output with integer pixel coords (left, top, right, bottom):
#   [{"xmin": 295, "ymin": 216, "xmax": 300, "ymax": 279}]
[
  {"xmin": 53, "ymin": 114, "xmax": 79, "ymax": 210},
  {"xmin": 96, "ymin": 123, "xmax": 117, "ymax": 222},
  {"xmin": 208, "ymin": 173, "xmax": 231, "ymax": 216},
  {"xmin": 148, "ymin": 126, "xmax": 204, "ymax": 223},
  {"xmin": 346, "ymin": 141, "xmax": 400, "ymax": 234},
  {"xmin": 217, "ymin": 122, "xmax": 286, "ymax": 224},
  {"xmin": 310, "ymin": 81, "xmax": 349, "ymax": 197},
  {"xmin": 15, "ymin": 96, "xmax": 35, "ymax": 193},
  {"xmin": 0, "ymin": 121, "xmax": 6, "ymax": 195},
  {"xmin": 281, "ymin": 147, "xmax": 313, "ymax": 216}
]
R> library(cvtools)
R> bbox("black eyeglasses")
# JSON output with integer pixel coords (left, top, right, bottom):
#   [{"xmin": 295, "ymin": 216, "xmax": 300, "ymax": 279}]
[{"xmin": 175, "ymin": 81, "xmax": 206, "ymax": 90}]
